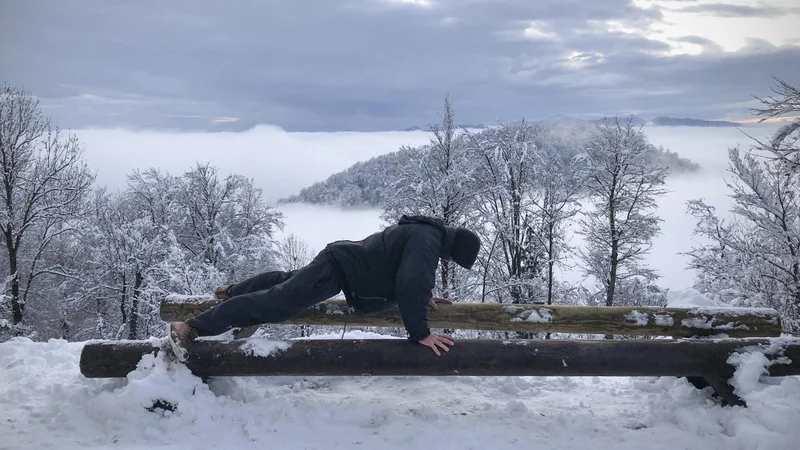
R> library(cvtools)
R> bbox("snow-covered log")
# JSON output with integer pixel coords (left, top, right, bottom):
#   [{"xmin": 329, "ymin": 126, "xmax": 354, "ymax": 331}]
[
  {"xmin": 80, "ymin": 337, "xmax": 800, "ymax": 380},
  {"xmin": 159, "ymin": 296, "xmax": 783, "ymax": 338}
]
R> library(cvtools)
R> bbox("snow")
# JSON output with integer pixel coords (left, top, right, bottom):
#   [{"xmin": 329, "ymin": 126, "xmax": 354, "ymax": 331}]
[
  {"xmin": 3, "ymin": 334, "xmax": 800, "ymax": 450},
  {"xmin": 296, "ymin": 330, "xmax": 402, "ymax": 340},
  {"xmin": 625, "ymin": 311, "xmax": 649, "ymax": 326},
  {"xmin": 681, "ymin": 317, "xmax": 714, "ymax": 329},
  {"xmin": 509, "ymin": 308, "xmax": 553, "ymax": 323},
  {"xmin": 239, "ymin": 338, "xmax": 292, "ymax": 357},
  {"xmin": 0, "ymin": 318, "xmax": 9, "ymax": 328},
  {"xmin": 654, "ymin": 314, "xmax": 674, "ymax": 327},
  {"xmin": 667, "ymin": 288, "xmax": 719, "ymax": 308},
  {"xmin": 164, "ymin": 294, "xmax": 215, "ymax": 304},
  {"xmin": 689, "ymin": 307, "xmax": 779, "ymax": 319},
  {"xmin": 666, "ymin": 289, "xmax": 778, "ymax": 330}
]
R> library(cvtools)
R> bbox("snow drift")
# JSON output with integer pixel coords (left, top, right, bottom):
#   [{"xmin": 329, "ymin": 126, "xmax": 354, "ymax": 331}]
[{"xmin": 2, "ymin": 330, "xmax": 800, "ymax": 450}]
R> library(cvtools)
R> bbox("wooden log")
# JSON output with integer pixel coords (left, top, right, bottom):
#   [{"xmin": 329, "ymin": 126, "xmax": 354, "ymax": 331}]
[
  {"xmin": 79, "ymin": 337, "xmax": 800, "ymax": 379},
  {"xmin": 159, "ymin": 296, "xmax": 783, "ymax": 338}
]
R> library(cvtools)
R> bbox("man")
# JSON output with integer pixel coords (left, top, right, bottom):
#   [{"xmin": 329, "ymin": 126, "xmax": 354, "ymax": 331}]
[{"xmin": 167, "ymin": 215, "xmax": 481, "ymax": 360}]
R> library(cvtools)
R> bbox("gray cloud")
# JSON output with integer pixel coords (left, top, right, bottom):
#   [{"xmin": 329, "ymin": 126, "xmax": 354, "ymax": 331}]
[
  {"xmin": 0, "ymin": 0, "xmax": 798, "ymax": 131},
  {"xmin": 672, "ymin": 35, "xmax": 725, "ymax": 52},
  {"xmin": 677, "ymin": 3, "xmax": 800, "ymax": 18}
]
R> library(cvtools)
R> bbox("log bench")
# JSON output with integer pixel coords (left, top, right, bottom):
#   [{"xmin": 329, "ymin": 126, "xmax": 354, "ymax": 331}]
[{"xmin": 78, "ymin": 296, "xmax": 799, "ymax": 407}]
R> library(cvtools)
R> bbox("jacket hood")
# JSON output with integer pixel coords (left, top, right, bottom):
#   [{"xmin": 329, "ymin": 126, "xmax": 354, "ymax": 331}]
[{"xmin": 397, "ymin": 215, "xmax": 457, "ymax": 261}]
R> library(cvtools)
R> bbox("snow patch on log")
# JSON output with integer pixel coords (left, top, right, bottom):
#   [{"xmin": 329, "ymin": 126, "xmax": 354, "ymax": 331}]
[
  {"xmin": 689, "ymin": 306, "xmax": 779, "ymax": 321},
  {"xmin": 164, "ymin": 294, "xmax": 215, "ymax": 304},
  {"xmin": 510, "ymin": 308, "xmax": 553, "ymax": 323},
  {"xmin": 654, "ymin": 314, "xmax": 674, "ymax": 327},
  {"xmin": 681, "ymin": 317, "xmax": 713, "ymax": 329},
  {"xmin": 681, "ymin": 316, "xmax": 751, "ymax": 331},
  {"xmin": 625, "ymin": 311, "xmax": 649, "ymax": 326},
  {"xmin": 239, "ymin": 338, "xmax": 292, "ymax": 357}
]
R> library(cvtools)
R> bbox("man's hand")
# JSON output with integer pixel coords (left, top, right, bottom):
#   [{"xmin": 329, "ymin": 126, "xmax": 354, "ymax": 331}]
[
  {"xmin": 428, "ymin": 296, "xmax": 452, "ymax": 310},
  {"xmin": 418, "ymin": 333, "xmax": 454, "ymax": 356}
]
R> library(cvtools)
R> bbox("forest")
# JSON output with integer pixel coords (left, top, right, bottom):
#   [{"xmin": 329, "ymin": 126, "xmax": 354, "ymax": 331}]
[
  {"xmin": 281, "ymin": 122, "xmax": 700, "ymax": 208},
  {"xmin": 1, "ymin": 80, "xmax": 798, "ymax": 342}
]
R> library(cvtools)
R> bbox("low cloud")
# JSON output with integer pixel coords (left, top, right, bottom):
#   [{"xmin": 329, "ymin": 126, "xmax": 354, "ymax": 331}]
[{"xmin": 212, "ymin": 116, "xmax": 239, "ymax": 125}]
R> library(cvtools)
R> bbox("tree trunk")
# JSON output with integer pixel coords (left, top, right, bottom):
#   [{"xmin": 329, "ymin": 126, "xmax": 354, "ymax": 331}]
[
  {"xmin": 119, "ymin": 274, "xmax": 128, "ymax": 335},
  {"xmin": 607, "ymin": 237, "xmax": 618, "ymax": 307},
  {"xmin": 547, "ymin": 221, "xmax": 555, "ymax": 306},
  {"xmin": 4, "ymin": 228, "xmax": 22, "ymax": 324},
  {"xmin": 546, "ymin": 222, "xmax": 554, "ymax": 345},
  {"xmin": 129, "ymin": 269, "xmax": 143, "ymax": 340},
  {"xmin": 10, "ymin": 264, "xmax": 22, "ymax": 325},
  {"xmin": 440, "ymin": 259, "xmax": 451, "ymax": 298}
]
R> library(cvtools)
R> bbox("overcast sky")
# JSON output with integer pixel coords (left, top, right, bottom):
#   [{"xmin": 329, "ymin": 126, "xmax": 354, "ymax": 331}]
[{"xmin": 2, "ymin": 0, "xmax": 799, "ymax": 131}]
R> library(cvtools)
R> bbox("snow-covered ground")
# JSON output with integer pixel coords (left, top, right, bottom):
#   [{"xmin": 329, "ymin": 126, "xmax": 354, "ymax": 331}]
[{"xmin": 2, "ymin": 329, "xmax": 800, "ymax": 450}]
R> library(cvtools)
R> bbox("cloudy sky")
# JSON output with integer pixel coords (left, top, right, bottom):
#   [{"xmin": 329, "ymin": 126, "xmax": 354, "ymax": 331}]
[{"xmin": 2, "ymin": 0, "xmax": 799, "ymax": 131}]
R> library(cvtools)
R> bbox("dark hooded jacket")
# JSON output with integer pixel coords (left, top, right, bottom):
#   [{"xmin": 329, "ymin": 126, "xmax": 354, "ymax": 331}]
[{"xmin": 324, "ymin": 215, "xmax": 457, "ymax": 341}]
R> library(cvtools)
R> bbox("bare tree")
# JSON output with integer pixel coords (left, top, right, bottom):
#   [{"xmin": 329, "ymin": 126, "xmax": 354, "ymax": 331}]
[
  {"xmin": 0, "ymin": 84, "xmax": 95, "ymax": 329},
  {"xmin": 126, "ymin": 168, "xmax": 179, "ymax": 227},
  {"xmin": 275, "ymin": 234, "xmax": 315, "ymax": 337},
  {"xmin": 276, "ymin": 234, "xmax": 314, "ymax": 272},
  {"xmin": 751, "ymin": 77, "xmax": 800, "ymax": 171},
  {"xmin": 578, "ymin": 117, "xmax": 668, "ymax": 307}
]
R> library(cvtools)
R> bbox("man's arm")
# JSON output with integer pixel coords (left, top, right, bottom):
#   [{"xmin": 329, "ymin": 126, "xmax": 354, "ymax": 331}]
[{"xmin": 394, "ymin": 227, "xmax": 440, "ymax": 342}]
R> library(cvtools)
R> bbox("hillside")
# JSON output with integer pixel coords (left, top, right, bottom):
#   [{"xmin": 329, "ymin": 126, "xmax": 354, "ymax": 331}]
[
  {"xmin": 280, "ymin": 125, "xmax": 700, "ymax": 208},
  {"xmin": 280, "ymin": 149, "xmax": 413, "ymax": 207},
  {"xmin": 650, "ymin": 117, "xmax": 741, "ymax": 127}
]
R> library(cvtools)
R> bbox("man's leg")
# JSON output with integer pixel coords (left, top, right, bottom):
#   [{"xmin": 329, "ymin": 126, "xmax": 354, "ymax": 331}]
[
  {"xmin": 221, "ymin": 269, "xmax": 299, "ymax": 298},
  {"xmin": 187, "ymin": 250, "xmax": 341, "ymax": 337}
]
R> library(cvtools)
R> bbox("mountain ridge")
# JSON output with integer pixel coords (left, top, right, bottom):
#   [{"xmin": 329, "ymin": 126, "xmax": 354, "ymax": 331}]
[{"xmin": 401, "ymin": 114, "xmax": 744, "ymax": 130}]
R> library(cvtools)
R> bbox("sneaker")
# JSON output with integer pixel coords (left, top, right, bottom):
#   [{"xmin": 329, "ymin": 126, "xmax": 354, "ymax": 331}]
[
  {"xmin": 166, "ymin": 322, "xmax": 198, "ymax": 362},
  {"xmin": 214, "ymin": 285, "xmax": 231, "ymax": 300}
]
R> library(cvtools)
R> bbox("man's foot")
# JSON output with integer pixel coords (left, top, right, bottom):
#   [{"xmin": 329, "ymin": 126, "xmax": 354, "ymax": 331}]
[
  {"xmin": 166, "ymin": 322, "xmax": 198, "ymax": 362},
  {"xmin": 214, "ymin": 285, "xmax": 232, "ymax": 300}
]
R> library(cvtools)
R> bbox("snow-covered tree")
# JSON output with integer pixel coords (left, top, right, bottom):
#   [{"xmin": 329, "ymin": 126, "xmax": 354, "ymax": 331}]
[
  {"xmin": 174, "ymin": 162, "xmax": 284, "ymax": 283},
  {"xmin": 74, "ymin": 189, "xmax": 181, "ymax": 339},
  {"xmin": 469, "ymin": 122, "xmax": 547, "ymax": 305},
  {"xmin": 63, "ymin": 163, "xmax": 287, "ymax": 340},
  {"xmin": 382, "ymin": 95, "xmax": 478, "ymax": 299},
  {"xmin": 686, "ymin": 146, "xmax": 800, "ymax": 332},
  {"xmin": 578, "ymin": 117, "xmax": 668, "ymax": 307},
  {"xmin": 685, "ymin": 80, "xmax": 800, "ymax": 332},
  {"xmin": 751, "ymin": 77, "xmax": 800, "ymax": 172},
  {"xmin": 529, "ymin": 126, "xmax": 588, "ymax": 305},
  {"xmin": 0, "ymin": 84, "xmax": 95, "ymax": 332}
]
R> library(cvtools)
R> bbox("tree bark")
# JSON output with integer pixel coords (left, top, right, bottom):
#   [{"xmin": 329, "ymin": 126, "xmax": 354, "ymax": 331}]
[
  {"xmin": 80, "ymin": 337, "xmax": 800, "ymax": 380},
  {"xmin": 128, "ymin": 269, "xmax": 143, "ymax": 340},
  {"xmin": 119, "ymin": 274, "xmax": 127, "ymax": 335}
]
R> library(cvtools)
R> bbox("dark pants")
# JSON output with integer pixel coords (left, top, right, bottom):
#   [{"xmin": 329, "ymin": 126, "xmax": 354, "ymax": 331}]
[{"xmin": 187, "ymin": 249, "xmax": 342, "ymax": 337}]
